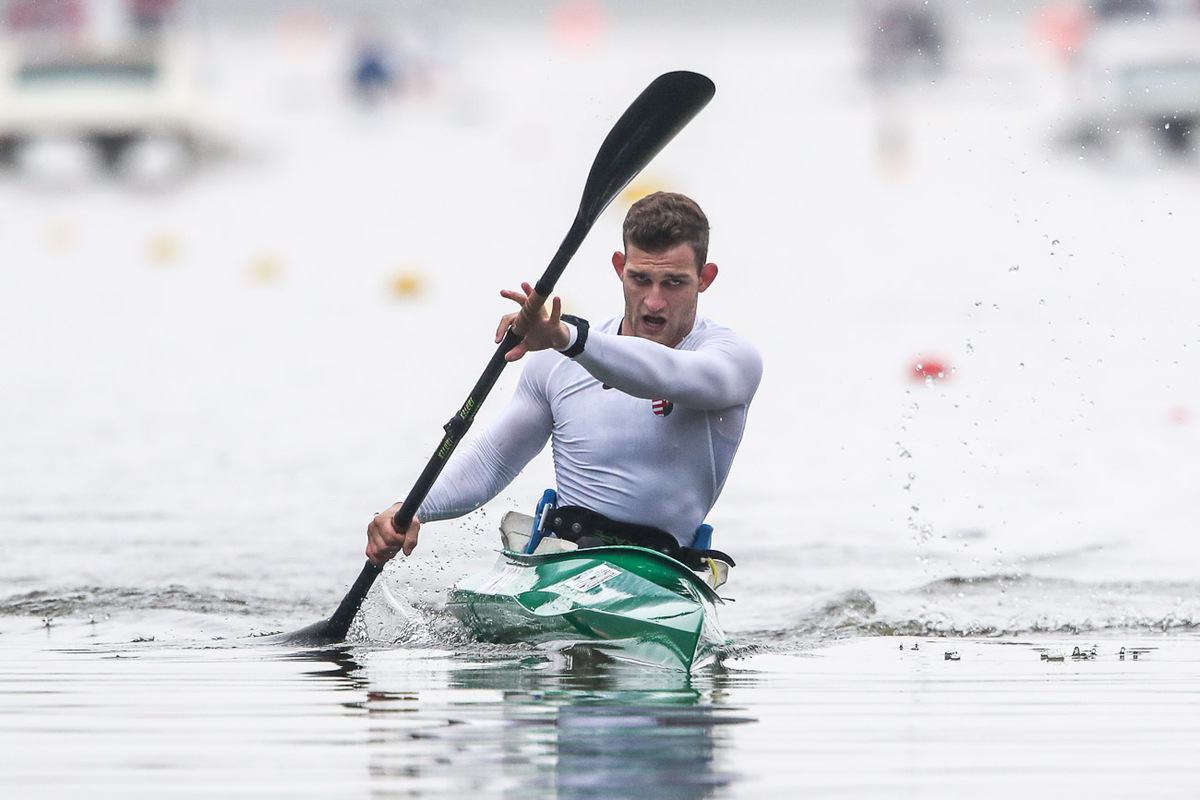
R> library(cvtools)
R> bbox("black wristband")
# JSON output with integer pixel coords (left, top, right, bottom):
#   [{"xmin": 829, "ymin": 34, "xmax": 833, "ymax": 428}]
[{"xmin": 559, "ymin": 314, "xmax": 589, "ymax": 358}]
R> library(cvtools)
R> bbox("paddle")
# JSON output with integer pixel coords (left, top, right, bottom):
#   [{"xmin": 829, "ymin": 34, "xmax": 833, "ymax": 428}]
[{"xmin": 272, "ymin": 71, "xmax": 716, "ymax": 647}]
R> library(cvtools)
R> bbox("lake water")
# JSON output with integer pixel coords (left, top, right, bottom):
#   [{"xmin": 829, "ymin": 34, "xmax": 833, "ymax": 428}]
[{"xmin": 3, "ymin": 4, "xmax": 1200, "ymax": 797}]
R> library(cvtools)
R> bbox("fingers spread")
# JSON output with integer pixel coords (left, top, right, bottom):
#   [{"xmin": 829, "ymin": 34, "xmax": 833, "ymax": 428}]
[{"xmin": 496, "ymin": 311, "xmax": 518, "ymax": 342}]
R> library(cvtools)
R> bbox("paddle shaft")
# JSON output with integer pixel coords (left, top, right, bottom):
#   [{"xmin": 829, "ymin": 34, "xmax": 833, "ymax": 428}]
[
  {"xmin": 323, "ymin": 222, "xmax": 590, "ymax": 639},
  {"xmin": 294, "ymin": 71, "xmax": 716, "ymax": 646}
]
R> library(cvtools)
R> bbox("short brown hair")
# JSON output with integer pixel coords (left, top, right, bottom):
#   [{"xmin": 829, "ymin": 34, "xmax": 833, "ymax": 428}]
[{"xmin": 622, "ymin": 192, "xmax": 709, "ymax": 270}]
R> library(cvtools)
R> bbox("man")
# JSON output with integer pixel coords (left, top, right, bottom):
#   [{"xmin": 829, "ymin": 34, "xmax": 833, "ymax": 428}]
[{"xmin": 366, "ymin": 192, "xmax": 762, "ymax": 564}]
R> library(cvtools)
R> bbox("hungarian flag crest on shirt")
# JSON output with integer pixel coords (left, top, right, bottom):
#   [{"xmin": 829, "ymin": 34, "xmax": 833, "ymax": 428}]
[{"xmin": 652, "ymin": 399, "xmax": 674, "ymax": 417}]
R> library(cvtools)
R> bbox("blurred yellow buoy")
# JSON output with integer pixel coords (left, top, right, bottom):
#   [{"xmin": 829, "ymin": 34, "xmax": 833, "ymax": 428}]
[
  {"xmin": 618, "ymin": 178, "xmax": 667, "ymax": 209},
  {"xmin": 46, "ymin": 220, "xmax": 78, "ymax": 253},
  {"xmin": 250, "ymin": 255, "xmax": 283, "ymax": 283},
  {"xmin": 877, "ymin": 125, "xmax": 910, "ymax": 176},
  {"xmin": 389, "ymin": 268, "xmax": 425, "ymax": 299},
  {"xmin": 147, "ymin": 234, "xmax": 181, "ymax": 265}
]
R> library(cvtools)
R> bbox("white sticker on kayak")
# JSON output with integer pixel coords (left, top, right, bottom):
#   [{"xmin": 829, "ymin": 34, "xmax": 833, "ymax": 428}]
[{"xmin": 561, "ymin": 564, "xmax": 622, "ymax": 593}]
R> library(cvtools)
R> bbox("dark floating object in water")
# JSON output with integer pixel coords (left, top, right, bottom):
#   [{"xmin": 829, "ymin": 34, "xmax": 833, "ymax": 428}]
[
  {"xmin": 1119, "ymin": 646, "xmax": 1147, "ymax": 661},
  {"xmin": 1071, "ymin": 645, "xmax": 1098, "ymax": 660},
  {"xmin": 944, "ymin": 651, "xmax": 960, "ymax": 661}
]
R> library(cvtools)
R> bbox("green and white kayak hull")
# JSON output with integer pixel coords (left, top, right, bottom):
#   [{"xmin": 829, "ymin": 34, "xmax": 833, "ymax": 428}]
[{"xmin": 447, "ymin": 546, "xmax": 727, "ymax": 672}]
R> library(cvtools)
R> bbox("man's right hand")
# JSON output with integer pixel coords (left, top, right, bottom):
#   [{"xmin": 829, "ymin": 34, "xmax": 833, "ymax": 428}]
[{"xmin": 366, "ymin": 503, "xmax": 421, "ymax": 565}]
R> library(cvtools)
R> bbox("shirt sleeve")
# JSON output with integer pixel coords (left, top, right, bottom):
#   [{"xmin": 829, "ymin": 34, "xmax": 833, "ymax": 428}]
[
  {"xmin": 573, "ymin": 326, "xmax": 763, "ymax": 410},
  {"xmin": 415, "ymin": 355, "xmax": 555, "ymax": 522}
]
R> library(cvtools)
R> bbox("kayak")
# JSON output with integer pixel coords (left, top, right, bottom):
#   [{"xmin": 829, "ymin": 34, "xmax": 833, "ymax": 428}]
[{"xmin": 447, "ymin": 513, "xmax": 730, "ymax": 672}]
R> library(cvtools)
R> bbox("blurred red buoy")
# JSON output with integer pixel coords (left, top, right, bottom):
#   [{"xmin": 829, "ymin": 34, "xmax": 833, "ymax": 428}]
[
  {"xmin": 550, "ymin": 1, "xmax": 606, "ymax": 52},
  {"xmin": 910, "ymin": 357, "xmax": 950, "ymax": 383},
  {"xmin": 1034, "ymin": 0, "xmax": 1090, "ymax": 64}
]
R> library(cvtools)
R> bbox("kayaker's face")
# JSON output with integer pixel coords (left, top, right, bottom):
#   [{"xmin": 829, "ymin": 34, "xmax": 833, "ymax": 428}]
[{"xmin": 613, "ymin": 243, "xmax": 717, "ymax": 348}]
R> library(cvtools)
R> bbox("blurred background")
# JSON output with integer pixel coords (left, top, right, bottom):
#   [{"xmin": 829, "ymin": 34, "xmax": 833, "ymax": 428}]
[
  {"xmin": 3, "ymin": 0, "xmax": 1199, "ymax": 183},
  {"xmin": 3, "ymin": 0, "xmax": 1200, "ymax": 638}
]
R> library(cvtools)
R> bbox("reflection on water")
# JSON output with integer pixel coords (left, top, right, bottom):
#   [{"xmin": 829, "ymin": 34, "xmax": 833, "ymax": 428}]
[
  {"xmin": 6, "ymin": 636, "xmax": 1200, "ymax": 796},
  {"xmin": 554, "ymin": 704, "xmax": 727, "ymax": 798},
  {"xmin": 293, "ymin": 645, "xmax": 756, "ymax": 798}
]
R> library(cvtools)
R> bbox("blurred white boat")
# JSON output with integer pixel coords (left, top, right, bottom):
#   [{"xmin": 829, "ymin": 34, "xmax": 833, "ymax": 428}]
[
  {"xmin": 1056, "ymin": 16, "xmax": 1200, "ymax": 157},
  {"xmin": 0, "ymin": 28, "xmax": 227, "ymax": 181}
]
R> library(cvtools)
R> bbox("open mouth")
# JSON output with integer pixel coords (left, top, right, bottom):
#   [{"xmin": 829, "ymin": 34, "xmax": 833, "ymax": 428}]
[{"xmin": 642, "ymin": 315, "xmax": 667, "ymax": 329}]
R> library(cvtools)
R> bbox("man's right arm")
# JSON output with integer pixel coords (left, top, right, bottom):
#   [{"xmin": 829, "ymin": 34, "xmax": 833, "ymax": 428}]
[
  {"xmin": 415, "ymin": 358, "xmax": 554, "ymax": 522},
  {"xmin": 366, "ymin": 357, "xmax": 555, "ymax": 564}
]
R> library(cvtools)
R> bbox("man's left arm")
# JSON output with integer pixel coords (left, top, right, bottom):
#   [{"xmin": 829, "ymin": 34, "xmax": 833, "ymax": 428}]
[{"xmin": 574, "ymin": 328, "xmax": 763, "ymax": 409}]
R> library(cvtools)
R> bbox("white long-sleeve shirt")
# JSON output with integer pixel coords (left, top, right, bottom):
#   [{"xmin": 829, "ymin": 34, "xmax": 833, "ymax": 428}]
[{"xmin": 416, "ymin": 315, "xmax": 763, "ymax": 545}]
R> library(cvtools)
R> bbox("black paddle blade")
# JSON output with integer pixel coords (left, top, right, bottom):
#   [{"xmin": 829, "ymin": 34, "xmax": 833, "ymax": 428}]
[
  {"xmin": 255, "ymin": 560, "xmax": 384, "ymax": 646},
  {"xmin": 255, "ymin": 618, "xmax": 340, "ymax": 647},
  {"xmin": 578, "ymin": 71, "xmax": 716, "ymax": 228},
  {"xmin": 535, "ymin": 71, "xmax": 715, "ymax": 297}
]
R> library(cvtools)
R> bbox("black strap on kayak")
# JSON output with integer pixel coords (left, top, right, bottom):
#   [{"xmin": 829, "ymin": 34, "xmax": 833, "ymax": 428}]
[{"xmin": 543, "ymin": 505, "xmax": 735, "ymax": 570}]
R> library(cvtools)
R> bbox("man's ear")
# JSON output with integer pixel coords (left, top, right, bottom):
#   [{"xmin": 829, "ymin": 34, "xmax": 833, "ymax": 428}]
[
  {"xmin": 698, "ymin": 262, "xmax": 718, "ymax": 292},
  {"xmin": 612, "ymin": 251, "xmax": 626, "ymax": 279}
]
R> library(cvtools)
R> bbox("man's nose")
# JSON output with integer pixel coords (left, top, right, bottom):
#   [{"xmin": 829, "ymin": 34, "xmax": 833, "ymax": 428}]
[{"xmin": 644, "ymin": 285, "xmax": 667, "ymax": 310}]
